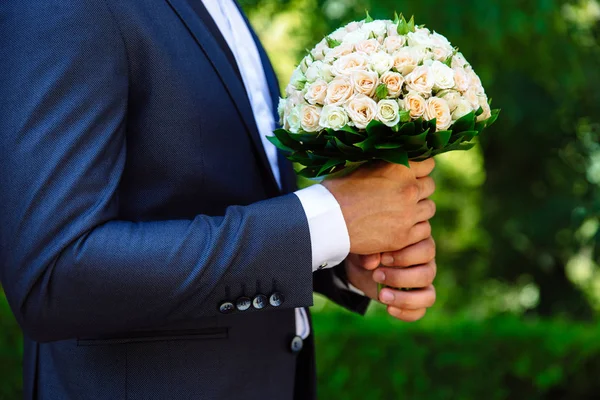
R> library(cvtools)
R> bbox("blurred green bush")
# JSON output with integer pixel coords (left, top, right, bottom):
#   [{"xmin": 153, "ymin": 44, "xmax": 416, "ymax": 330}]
[
  {"xmin": 0, "ymin": 291, "xmax": 22, "ymax": 399},
  {"xmin": 313, "ymin": 311, "xmax": 600, "ymax": 399}
]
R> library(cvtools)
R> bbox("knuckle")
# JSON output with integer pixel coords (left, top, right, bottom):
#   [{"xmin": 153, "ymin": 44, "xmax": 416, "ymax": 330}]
[
  {"xmin": 427, "ymin": 199, "xmax": 437, "ymax": 217},
  {"xmin": 426, "ymin": 286, "xmax": 437, "ymax": 307},
  {"xmin": 402, "ymin": 183, "xmax": 420, "ymax": 202}
]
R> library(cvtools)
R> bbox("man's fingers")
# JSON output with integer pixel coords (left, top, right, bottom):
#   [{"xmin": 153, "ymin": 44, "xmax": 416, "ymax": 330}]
[
  {"xmin": 416, "ymin": 176, "xmax": 435, "ymax": 200},
  {"xmin": 414, "ymin": 198, "xmax": 436, "ymax": 223},
  {"xmin": 358, "ymin": 254, "xmax": 381, "ymax": 270},
  {"xmin": 404, "ymin": 221, "xmax": 432, "ymax": 247},
  {"xmin": 387, "ymin": 306, "xmax": 427, "ymax": 322},
  {"xmin": 378, "ymin": 285, "xmax": 436, "ymax": 310},
  {"xmin": 373, "ymin": 260, "xmax": 437, "ymax": 288},
  {"xmin": 409, "ymin": 158, "xmax": 435, "ymax": 178},
  {"xmin": 381, "ymin": 237, "xmax": 436, "ymax": 267}
]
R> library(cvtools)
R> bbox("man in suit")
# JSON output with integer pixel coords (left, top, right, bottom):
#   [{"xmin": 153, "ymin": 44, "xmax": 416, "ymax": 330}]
[{"xmin": 0, "ymin": 0, "xmax": 438, "ymax": 398}]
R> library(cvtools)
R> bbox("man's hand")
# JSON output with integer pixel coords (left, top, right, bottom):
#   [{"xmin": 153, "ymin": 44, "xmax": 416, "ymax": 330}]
[
  {"xmin": 345, "ymin": 237, "xmax": 437, "ymax": 322},
  {"xmin": 322, "ymin": 159, "xmax": 436, "ymax": 255}
]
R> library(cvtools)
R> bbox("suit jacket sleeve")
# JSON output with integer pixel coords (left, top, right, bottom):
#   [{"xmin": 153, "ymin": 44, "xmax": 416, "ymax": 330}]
[
  {"xmin": 0, "ymin": 0, "xmax": 313, "ymax": 343},
  {"xmin": 313, "ymin": 264, "xmax": 371, "ymax": 315}
]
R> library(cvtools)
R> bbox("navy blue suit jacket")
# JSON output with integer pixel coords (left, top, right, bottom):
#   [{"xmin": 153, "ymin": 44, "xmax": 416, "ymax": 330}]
[{"xmin": 0, "ymin": 0, "xmax": 369, "ymax": 398}]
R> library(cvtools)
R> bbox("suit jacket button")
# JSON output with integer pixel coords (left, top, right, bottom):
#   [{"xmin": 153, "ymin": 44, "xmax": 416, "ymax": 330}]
[
  {"xmin": 236, "ymin": 297, "xmax": 252, "ymax": 311},
  {"xmin": 290, "ymin": 336, "xmax": 303, "ymax": 353},
  {"xmin": 252, "ymin": 294, "xmax": 268, "ymax": 310},
  {"xmin": 219, "ymin": 301, "xmax": 235, "ymax": 314},
  {"xmin": 269, "ymin": 292, "xmax": 284, "ymax": 307}
]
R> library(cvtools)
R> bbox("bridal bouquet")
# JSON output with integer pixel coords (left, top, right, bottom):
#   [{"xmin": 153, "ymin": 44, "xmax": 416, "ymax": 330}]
[{"xmin": 269, "ymin": 13, "xmax": 500, "ymax": 178}]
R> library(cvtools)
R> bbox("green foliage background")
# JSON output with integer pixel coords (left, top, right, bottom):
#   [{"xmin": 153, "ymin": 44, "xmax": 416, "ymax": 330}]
[{"xmin": 1, "ymin": 0, "xmax": 599, "ymax": 398}]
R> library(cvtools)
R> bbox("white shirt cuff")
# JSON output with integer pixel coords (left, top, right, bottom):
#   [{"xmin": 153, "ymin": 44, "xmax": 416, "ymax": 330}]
[
  {"xmin": 294, "ymin": 184, "xmax": 350, "ymax": 272},
  {"xmin": 333, "ymin": 270, "xmax": 366, "ymax": 297}
]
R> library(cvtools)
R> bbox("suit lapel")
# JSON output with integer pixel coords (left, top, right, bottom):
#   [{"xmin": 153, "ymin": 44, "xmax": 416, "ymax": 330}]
[{"xmin": 165, "ymin": 0, "xmax": 280, "ymax": 194}]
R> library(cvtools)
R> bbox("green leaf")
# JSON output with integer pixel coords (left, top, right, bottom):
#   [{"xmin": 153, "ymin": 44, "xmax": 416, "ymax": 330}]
[
  {"xmin": 333, "ymin": 137, "xmax": 362, "ymax": 155},
  {"xmin": 475, "ymin": 106, "xmax": 484, "ymax": 117},
  {"xmin": 474, "ymin": 120, "xmax": 486, "ymax": 134},
  {"xmin": 407, "ymin": 15, "xmax": 416, "ymax": 32},
  {"xmin": 399, "ymin": 110, "xmax": 411, "ymax": 123},
  {"xmin": 378, "ymin": 150, "xmax": 409, "ymax": 166},
  {"xmin": 405, "ymin": 129, "xmax": 430, "ymax": 147},
  {"xmin": 366, "ymin": 120, "xmax": 389, "ymax": 137},
  {"xmin": 375, "ymin": 84, "xmax": 389, "ymax": 100},
  {"xmin": 430, "ymin": 130, "xmax": 452, "ymax": 148},
  {"xmin": 287, "ymin": 132, "xmax": 322, "ymax": 143},
  {"xmin": 451, "ymin": 111, "xmax": 475, "ymax": 133},
  {"xmin": 397, "ymin": 14, "xmax": 409, "ymax": 35},
  {"xmin": 365, "ymin": 10, "xmax": 374, "ymax": 22},
  {"xmin": 443, "ymin": 55, "xmax": 453, "ymax": 67},
  {"xmin": 375, "ymin": 142, "xmax": 404, "ymax": 149},
  {"xmin": 273, "ymin": 128, "xmax": 305, "ymax": 150},
  {"xmin": 354, "ymin": 136, "xmax": 377, "ymax": 151},
  {"xmin": 317, "ymin": 159, "xmax": 345, "ymax": 177},
  {"xmin": 460, "ymin": 130, "xmax": 480, "ymax": 141},
  {"xmin": 393, "ymin": 11, "xmax": 400, "ymax": 24},
  {"xmin": 326, "ymin": 36, "xmax": 341, "ymax": 48},
  {"xmin": 486, "ymin": 109, "xmax": 501, "ymax": 127},
  {"xmin": 266, "ymin": 135, "xmax": 294, "ymax": 152},
  {"xmin": 297, "ymin": 167, "xmax": 320, "ymax": 179},
  {"xmin": 397, "ymin": 122, "xmax": 416, "ymax": 136}
]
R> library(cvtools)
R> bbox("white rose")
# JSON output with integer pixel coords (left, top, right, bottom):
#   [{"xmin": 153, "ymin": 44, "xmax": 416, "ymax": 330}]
[
  {"xmin": 407, "ymin": 30, "xmax": 434, "ymax": 47},
  {"xmin": 451, "ymin": 52, "xmax": 469, "ymax": 69},
  {"xmin": 299, "ymin": 55, "xmax": 313, "ymax": 73},
  {"xmin": 391, "ymin": 47, "xmax": 418, "ymax": 75},
  {"xmin": 369, "ymin": 51, "xmax": 394, "ymax": 75},
  {"xmin": 412, "ymin": 45, "xmax": 433, "ymax": 64},
  {"xmin": 319, "ymin": 105, "xmax": 349, "ymax": 130},
  {"xmin": 464, "ymin": 86, "xmax": 482, "ymax": 109},
  {"xmin": 352, "ymin": 70, "xmax": 379, "ymax": 97},
  {"xmin": 424, "ymin": 97, "xmax": 452, "ymax": 130},
  {"xmin": 343, "ymin": 29, "xmax": 369, "ymax": 45},
  {"xmin": 405, "ymin": 65, "xmax": 434, "ymax": 95},
  {"xmin": 325, "ymin": 77, "xmax": 355, "ymax": 106},
  {"xmin": 324, "ymin": 42, "xmax": 354, "ymax": 62},
  {"xmin": 437, "ymin": 89, "xmax": 462, "ymax": 111},
  {"xmin": 453, "ymin": 67, "xmax": 470, "ymax": 92},
  {"xmin": 383, "ymin": 35, "xmax": 406, "ymax": 53},
  {"xmin": 468, "ymin": 69, "xmax": 484, "ymax": 92},
  {"xmin": 452, "ymin": 98, "xmax": 474, "ymax": 120},
  {"xmin": 362, "ymin": 20, "xmax": 387, "ymax": 38},
  {"xmin": 331, "ymin": 53, "xmax": 369, "ymax": 76},
  {"xmin": 345, "ymin": 94, "xmax": 378, "ymax": 129},
  {"xmin": 386, "ymin": 22, "xmax": 400, "ymax": 37},
  {"xmin": 277, "ymin": 98, "xmax": 286, "ymax": 125},
  {"xmin": 304, "ymin": 80, "xmax": 328, "ymax": 105},
  {"xmin": 300, "ymin": 105, "xmax": 322, "ymax": 132},
  {"xmin": 477, "ymin": 95, "xmax": 492, "ymax": 122},
  {"xmin": 430, "ymin": 32, "xmax": 454, "ymax": 61},
  {"xmin": 380, "ymin": 71, "xmax": 404, "ymax": 98},
  {"xmin": 377, "ymin": 99, "xmax": 400, "ymax": 127},
  {"xmin": 290, "ymin": 67, "xmax": 306, "ymax": 90},
  {"xmin": 330, "ymin": 27, "xmax": 347, "ymax": 42},
  {"xmin": 403, "ymin": 92, "xmax": 427, "ymax": 118},
  {"xmin": 287, "ymin": 105, "xmax": 302, "ymax": 133},
  {"xmin": 355, "ymin": 39, "xmax": 380, "ymax": 54},
  {"xmin": 305, "ymin": 61, "xmax": 324, "ymax": 83},
  {"xmin": 311, "ymin": 39, "xmax": 329, "ymax": 61},
  {"xmin": 285, "ymin": 86, "xmax": 305, "ymax": 106},
  {"xmin": 345, "ymin": 21, "xmax": 362, "ymax": 32},
  {"xmin": 430, "ymin": 60, "xmax": 455, "ymax": 90}
]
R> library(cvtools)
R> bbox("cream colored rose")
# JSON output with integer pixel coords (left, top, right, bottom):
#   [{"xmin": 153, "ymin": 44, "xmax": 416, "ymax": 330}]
[
  {"xmin": 277, "ymin": 98, "xmax": 287, "ymax": 126},
  {"xmin": 289, "ymin": 67, "xmax": 306, "ymax": 90},
  {"xmin": 311, "ymin": 39, "xmax": 329, "ymax": 61},
  {"xmin": 430, "ymin": 32, "xmax": 454, "ymax": 61},
  {"xmin": 437, "ymin": 89, "xmax": 462, "ymax": 111},
  {"xmin": 464, "ymin": 86, "xmax": 481, "ymax": 109},
  {"xmin": 453, "ymin": 67, "xmax": 469, "ymax": 92},
  {"xmin": 304, "ymin": 80, "xmax": 328, "ymax": 105},
  {"xmin": 380, "ymin": 71, "xmax": 404, "ymax": 98},
  {"xmin": 325, "ymin": 77, "xmax": 355, "ymax": 106},
  {"xmin": 355, "ymin": 39, "xmax": 380, "ymax": 54},
  {"xmin": 343, "ymin": 29, "xmax": 369, "ymax": 45},
  {"xmin": 407, "ymin": 30, "xmax": 433, "ymax": 47},
  {"xmin": 285, "ymin": 86, "xmax": 305, "ymax": 107},
  {"xmin": 305, "ymin": 61, "xmax": 324, "ymax": 83},
  {"xmin": 405, "ymin": 65, "xmax": 434, "ymax": 95},
  {"xmin": 430, "ymin": 60, "xmax": 455, "ymax": 90},
  {"xmin": 330, "ymin": 27, "xmax": 347, "ymax": 42},
  {"xmin": 451, "ymin": 52, "xmax": 469, "ymax": 69},
  {"xmin": 477, "ymin": 95, "xmax": 492, "ymax": 122},
  {"xmin": 468, "ymin": 69, "xmax": 484, "ymax": 92},
  {"xmin": 299, "ymin": 55, "xmax": 312, "ymax": 74},
  {"xmin": 391, "ymin": 47, "xmax": 418, "ymax": 75},
  {"xmin": 386, "ymin": 22, "xmax": 400, "ymax": 37},
  {"xmin": 319, "ymin": 105, "xmax": 349, "ymax": 130},
  {"xmin": 345, "ymin": 21, "xmax": 362, "ymax": 32},
  {"xmin": 424, "ymin": 97, "xmax": 452, "ymax": 130},
  {"xmin": 383, "ymin": 35, "xmax": 406, "ymax": 53},
  {"xmin": 300, "ymin": 105, "xmax": 322, "ymax": 132},
  {"xmin": 287, "ymin": 105, "xmax": 302, "ymax": 133},
  {"xmin": 403, "ymin": 92, "xmax": 427, "ymax": 118},
  {"xmin": 451, "ymin": 98, "xmax": 474, "ymax": 120},
  {"xmin": 377, "ymin": 99, "xmax": 400, "ymax": 127},
  {"xmin": 412, "ymin": 45, "xmax": 433, "ymax": 64},
  {"xmin": 362, "ymin": 20, "xmax": 387, "ymax": 38},
  {"xmin": 332, "ymin": 53, "xmax": 369, "ymax": 76},
  {"xmin": 324, "ymin": 42, "xmax": 354, "ymax": 62},
  {"xmin": 352, "ymin": 70, "xmax": 379, "ymax": 97},
  {"xmin": 345, "ymin": 94, "xmax": 378, "ymax": 129}
]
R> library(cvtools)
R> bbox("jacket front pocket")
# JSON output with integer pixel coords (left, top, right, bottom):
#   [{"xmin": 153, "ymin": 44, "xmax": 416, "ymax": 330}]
[{"xmin": 77, "ymin": 327, "xmax": 228, "ymax": 346}]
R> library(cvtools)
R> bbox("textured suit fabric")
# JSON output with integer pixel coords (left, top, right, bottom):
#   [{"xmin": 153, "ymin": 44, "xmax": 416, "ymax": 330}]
[{"xmin": 0, "ymin": 0, "xmax": 368, "ymax": 398}]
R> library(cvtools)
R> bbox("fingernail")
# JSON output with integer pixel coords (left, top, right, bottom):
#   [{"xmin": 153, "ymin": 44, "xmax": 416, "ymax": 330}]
[
  {"xmin": 380, "ymin": 290, "xmax": 394, "ymax": 304},
  {"xmin": 382, "ymin": 254, "xmax": 394, "ymax": 265},
  {"xmin": 373, "ymin": 270, "xmax": 386, "ymax": 283}
]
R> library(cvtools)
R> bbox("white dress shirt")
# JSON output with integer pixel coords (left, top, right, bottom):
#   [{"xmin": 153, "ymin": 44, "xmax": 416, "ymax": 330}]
[{"xmin": 201, "ymin": 0, "xmax": 357, "ymax": 338}]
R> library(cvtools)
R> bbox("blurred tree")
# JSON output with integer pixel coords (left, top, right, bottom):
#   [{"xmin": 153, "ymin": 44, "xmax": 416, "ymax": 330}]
[{"xmin": 241, "ymin": 0, "xmax": 600, "ymax": 319}]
